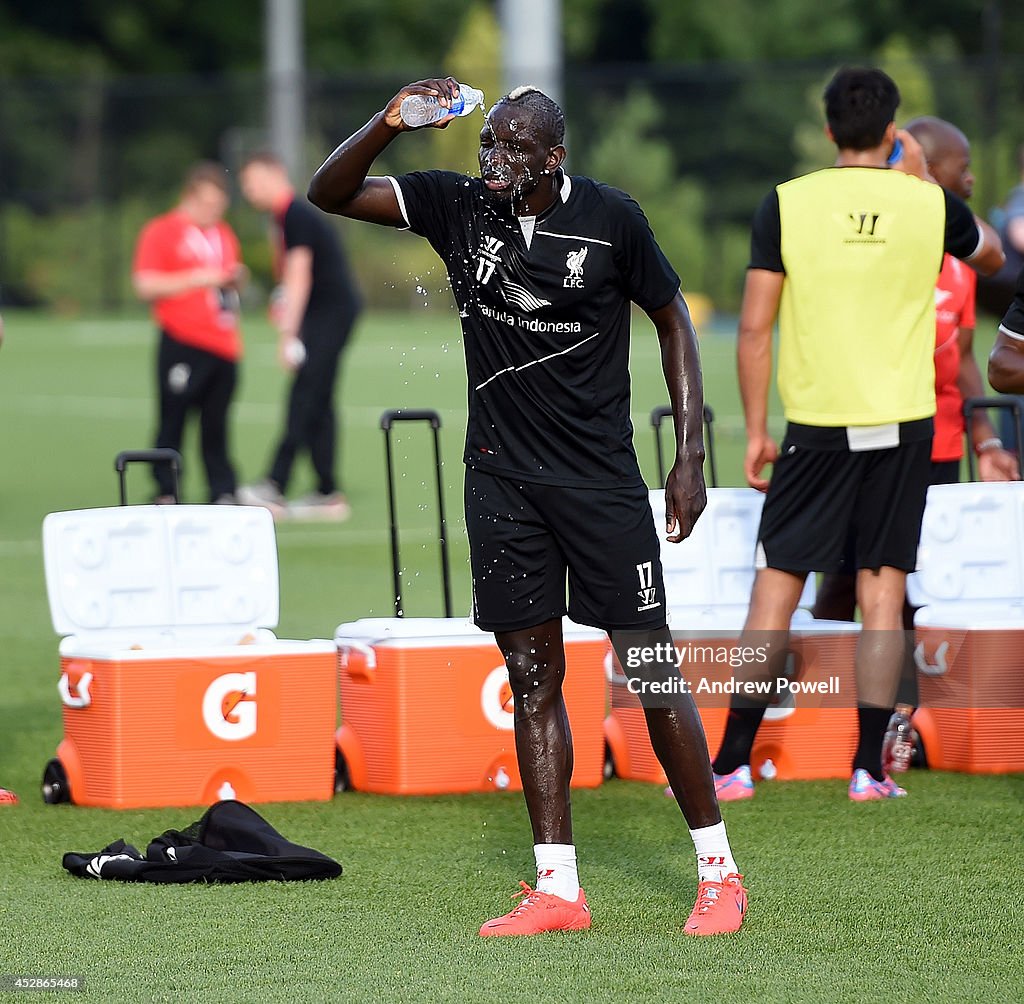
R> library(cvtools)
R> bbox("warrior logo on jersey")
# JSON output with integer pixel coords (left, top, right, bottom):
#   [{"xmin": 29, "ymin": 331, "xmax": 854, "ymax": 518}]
[
  {"xmin": 476, "ymin": 236, "xmax": 505, "ymax": 285},
  {"xmin": 563, "ymin": 247, "xmax": 588, "ymax": 288}
]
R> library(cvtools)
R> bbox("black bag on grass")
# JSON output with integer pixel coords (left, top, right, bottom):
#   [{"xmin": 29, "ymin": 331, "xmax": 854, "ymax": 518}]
[{"xmin": 62, "ymin": 800, "xmax": 342, "ymax": 883}]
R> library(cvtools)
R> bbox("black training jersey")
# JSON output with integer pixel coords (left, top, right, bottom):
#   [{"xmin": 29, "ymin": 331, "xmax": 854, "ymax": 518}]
[
  {"xmin": 389, "ymin": 170, "xmax": 680, "ymax": 487},
  {"xmin": 999, "ymin": 264, "xmax": 1024, "ymax": 339}
]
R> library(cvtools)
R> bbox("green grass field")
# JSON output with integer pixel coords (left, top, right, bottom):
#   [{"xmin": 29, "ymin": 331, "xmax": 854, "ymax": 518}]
[{"xmin": 0, "ymin": 309, "xmax": 1022, "ymax": 1003}]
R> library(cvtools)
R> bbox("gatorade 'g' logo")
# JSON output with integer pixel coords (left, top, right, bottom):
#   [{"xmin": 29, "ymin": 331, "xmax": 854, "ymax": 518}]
[
  {"xmin": 202, "ymin": 672, "xmax": 257, "ymax": 741},
  {"xmin": 481, "ymin": 666, "xmax": 515, "ymax": 731}
]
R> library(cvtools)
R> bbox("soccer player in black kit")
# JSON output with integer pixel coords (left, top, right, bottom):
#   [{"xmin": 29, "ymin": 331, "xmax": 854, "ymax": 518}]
[{"xmin": 310, "ymin": 77, "xmax": 746, "ymax": 937}]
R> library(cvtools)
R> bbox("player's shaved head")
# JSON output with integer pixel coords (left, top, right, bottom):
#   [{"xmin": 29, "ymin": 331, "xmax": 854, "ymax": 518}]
[
  {"xmin": 495, "ymin": 86, "xmax": 565, "ymax": 148},
  {"xmin": 904, "ymin": 116, "xmax": 968, "ymax": 164},
  {"xmin": 905, "ymin": 115, "xmax": 974, "ymax": 199}
]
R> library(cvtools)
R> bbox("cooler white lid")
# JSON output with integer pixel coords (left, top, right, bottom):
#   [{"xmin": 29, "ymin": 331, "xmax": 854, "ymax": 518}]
[
  {"xmin": 668, "ymin": 605, "xmax": 749, "ymax": 631},
  {"xmin": 908, "ymin": 481, "xmax": 1024, "ymax": 607},
  {"xmin": 650, "ymin": 488, "xmax": 815, "ymax": 609},
  {"xmin": 57, "ymin": 636, "xmax": 336, "ymax": 660},
  {"xmin": 335, "ymin": 616, "xmax": 606, "ymax": 647},
  {"xmin": 666, "ymin": 607, "xmax": 838, "ymax": 631},
  {"xmin": 43, "ymin": 505, "xmax": 279, "ymax": 641},
  {"xmin": 789, "ymin": 618, "xmax": 862, "ymax": 635},
  {"xmin": 914, "ymin": 601, "xmax": 1024, "ymax": 629}
]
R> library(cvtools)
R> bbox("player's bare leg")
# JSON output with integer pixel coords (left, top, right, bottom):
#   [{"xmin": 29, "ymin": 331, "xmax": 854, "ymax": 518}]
[
  {"xmin": 479, "ymin": 618, "xmax": 591, "ymax": 936},
  {"xmin": 609, "ymin": 626, "xmax": 747, "ymax": 935},
  {"xmin": 847, "ymin": 566, "xmax": 910, "ymax": 800},
  {"xmin": 495, "ymin": 617, "xmax": 573, "ymax": 846},
  {"xmin": 610, "ymin": 627, "xmax": 720, "ymax": 828}
]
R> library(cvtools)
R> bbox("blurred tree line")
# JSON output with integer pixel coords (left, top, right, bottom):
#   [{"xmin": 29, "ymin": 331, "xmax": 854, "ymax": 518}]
[{"xmin": 1, "ymin": 0, "xmax": 1022, "ymax": 314}]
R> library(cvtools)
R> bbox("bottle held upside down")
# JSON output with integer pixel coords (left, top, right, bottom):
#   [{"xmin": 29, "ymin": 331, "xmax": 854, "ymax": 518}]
[{"xmin": 400, "ymin": 83, "xmax": 485, "ymax": 128}]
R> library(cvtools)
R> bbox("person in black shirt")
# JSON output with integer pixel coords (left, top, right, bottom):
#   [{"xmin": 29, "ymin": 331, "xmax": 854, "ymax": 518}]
[
  {"xmin": 989, "ymin": 266, "xmax": 1024, "ymax": 393},
  {"xmin": 238, "ymin": 151, "xmax": 362, "ymax": 519},
  {"xmin": 309, "ymin": 78, "xmax": 746, "ymax": 937}
]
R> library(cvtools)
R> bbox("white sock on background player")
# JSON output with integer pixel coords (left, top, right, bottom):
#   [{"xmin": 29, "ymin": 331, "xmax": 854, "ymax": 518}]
[
  {"xmin": 689, "ymin": 821, "xmax": 738, "ymax": 882},
  {"xmin": 534, "ymin": 842, "xmax": 580, "ymax": 901}
]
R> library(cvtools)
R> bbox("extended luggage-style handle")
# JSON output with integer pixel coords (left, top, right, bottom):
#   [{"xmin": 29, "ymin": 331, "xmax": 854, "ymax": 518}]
[
  {"xmin": 380, "ymin": 409, "xmax": 453, "ymax": 619},
  {"xmin": 651, "ymin": 404, "xmax": 718, "ymax": 488},
  {"xmin": 114, "ymin": 449, "xmax": 183, "ymax": 505},
  {"xmin": 963, "ymin": 397, "xmax": 1024, "ymax": 482},
  {"xmin": 380, "ymin": 410, "xmax": 442, "ymax": 431}
]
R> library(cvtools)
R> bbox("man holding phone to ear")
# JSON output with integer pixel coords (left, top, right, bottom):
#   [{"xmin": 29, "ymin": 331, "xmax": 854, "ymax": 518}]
[{"xmin": 712, "ymin": 67, "xmax": 1004, "ymax": 804}]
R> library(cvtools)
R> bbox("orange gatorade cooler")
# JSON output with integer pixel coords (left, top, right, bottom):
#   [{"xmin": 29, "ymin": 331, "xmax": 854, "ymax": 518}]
[
  {"xmin": 752, "ymin": 619, "xmax": 860, "ymax": 781},
  {"xmin": 912, "ymin": 612, "xmax": 1024, "ymax": 773},
  {"xmin": 907, "ymin": 481, "xmax": 1024, "ymax": 774},
  {"xmin": 605, "ymin": 610, "xmax": 743, "ymax": 786},
  {"xmin": 605, "ymin": 488, "xmax": 850, "ymax": 784},
  {"xmin": 42, "ymin": 505, "xmax": 336, "ymax": 809},
  {"xmin": 605, "ymin": 615, "xmax": 859, "ymax": 784},
  {"xmin": 334, "ymin": 617, "xmax": 609, "ymax": 795}
]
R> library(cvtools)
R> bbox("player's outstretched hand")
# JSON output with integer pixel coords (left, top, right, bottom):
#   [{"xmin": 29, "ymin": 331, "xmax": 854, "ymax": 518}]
[
  {"xmin": 745, "ymin": 434, "xmax": 778, "ymax": 493},
  {"xmin": 383, "ymin": 77, "xmax": 461, "ymax": 131},
  {"xmin": 665, "ymin": 458, "xmax": 707, "ymax": 543}
]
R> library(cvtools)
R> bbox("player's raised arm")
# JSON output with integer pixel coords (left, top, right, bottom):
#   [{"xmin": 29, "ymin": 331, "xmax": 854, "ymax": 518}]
[{"xmin": 308, "ymin": 77, "xmax": 460, "ymax": 225}]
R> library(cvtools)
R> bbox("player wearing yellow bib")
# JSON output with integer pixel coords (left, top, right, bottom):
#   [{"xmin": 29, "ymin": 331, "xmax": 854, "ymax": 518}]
[{"xmin": 711, "ymin": 67, "xmax": 1004, "ymax": 802}]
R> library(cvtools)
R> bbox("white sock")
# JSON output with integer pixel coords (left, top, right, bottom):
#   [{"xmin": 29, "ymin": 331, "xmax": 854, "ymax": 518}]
[
  {"xmin": 534, "ymin": 843, "xmax": 580, "ymax": 901},
  {"xmin": 689, "ymin": 821, "xmax": 738, "ymax": 883}
]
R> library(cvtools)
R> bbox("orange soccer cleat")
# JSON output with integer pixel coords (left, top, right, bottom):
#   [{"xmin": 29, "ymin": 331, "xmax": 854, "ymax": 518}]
[
  {"xmin": 683, "ymin": 873, "xmax": 748, "ymax": 936},
  {"xmin": 479, "ymin": 881, "xmax": 592, "ymax": 937}
]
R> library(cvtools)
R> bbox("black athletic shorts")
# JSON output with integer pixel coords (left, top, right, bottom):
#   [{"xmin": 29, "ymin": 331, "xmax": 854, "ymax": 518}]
[
  {"xmin": 464, "ymin": 467, "xmax": 667, "ymax": 633},
  {"xmin": 757, "ymin": 419, "xmax": 933, "ymax": 574}
]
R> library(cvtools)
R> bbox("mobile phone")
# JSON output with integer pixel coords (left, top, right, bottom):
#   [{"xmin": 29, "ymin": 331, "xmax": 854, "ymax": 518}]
[{"xmin": 887, "ymin": 138, "xmax": 903, "ymax": 167}]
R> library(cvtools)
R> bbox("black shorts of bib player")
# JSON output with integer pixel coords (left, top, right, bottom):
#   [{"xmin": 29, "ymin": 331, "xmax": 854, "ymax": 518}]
[{"xmin": 309, "ymin": 78, "xmax": 728, "ymax": 911}]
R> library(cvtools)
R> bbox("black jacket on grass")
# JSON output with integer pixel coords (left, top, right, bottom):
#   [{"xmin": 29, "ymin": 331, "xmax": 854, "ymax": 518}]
[{"xmin": 63, "ymin": 800, "xmax": 342, "ymax": 883}]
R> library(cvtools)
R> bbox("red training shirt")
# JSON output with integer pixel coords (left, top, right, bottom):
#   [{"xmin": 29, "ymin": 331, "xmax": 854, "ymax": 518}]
[
  {"xmin": 133, "ymin": 208, "xmax": 243, "ymax": 361},
  {"xmin": 932, "ymin": 253, "xmax": 976, "ymax": 463}
]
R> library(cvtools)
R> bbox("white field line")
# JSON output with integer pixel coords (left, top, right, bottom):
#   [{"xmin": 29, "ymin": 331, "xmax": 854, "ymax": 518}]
[
  {"xmin": 0, "ymin": 395, "xmax": 467, "ymax": 427},
  {"xmin": 0, "ymin": 393, "xmax": 746, "ymax": 434}
]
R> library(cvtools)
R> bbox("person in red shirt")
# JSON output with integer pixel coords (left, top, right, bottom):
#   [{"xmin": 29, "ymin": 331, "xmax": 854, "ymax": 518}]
[
  {"xmin": 133, "ymin": 162, "xmax": 247, "ymax": 503},
  {"xmin": 813, "ymin": 117, "xmax": 1018, "ymax": 628}
]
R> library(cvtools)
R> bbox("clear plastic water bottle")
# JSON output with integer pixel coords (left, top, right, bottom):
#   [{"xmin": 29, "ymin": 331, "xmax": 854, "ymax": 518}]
[
  {"xmin": 400, "ymin": 83, "xmax": 485, "ymax": 128},
  {"xmin": 881, "ymin": 703, "xmax": 916, "ymax": 774}
]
